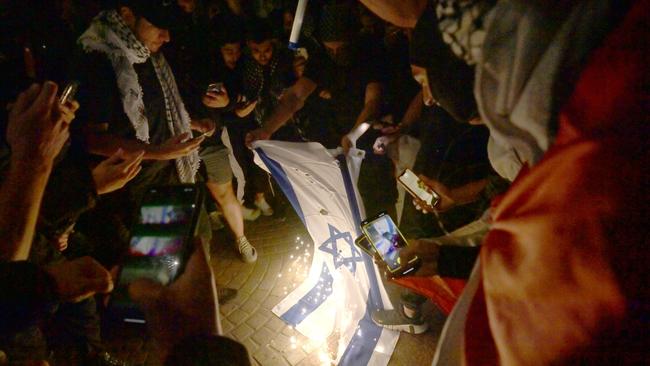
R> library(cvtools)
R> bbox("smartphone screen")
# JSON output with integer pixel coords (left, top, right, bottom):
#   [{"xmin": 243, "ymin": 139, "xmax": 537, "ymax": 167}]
[
  {"xmin": 362, "ymin": 213, "xmax": 408, "ymax": 272},
  {"xmin": 111, "ymin": 185, "xmax": 202, "ymax": 322},
  {"xmin": 398, "ymin": 169, "xmax": 440, "ymax": 207}
]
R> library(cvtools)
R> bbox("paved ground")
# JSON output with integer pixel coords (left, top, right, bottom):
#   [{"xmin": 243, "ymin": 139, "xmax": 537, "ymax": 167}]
[{"xmin": 103, "ymin": 205, "xmax": 445, "ymax": 365}]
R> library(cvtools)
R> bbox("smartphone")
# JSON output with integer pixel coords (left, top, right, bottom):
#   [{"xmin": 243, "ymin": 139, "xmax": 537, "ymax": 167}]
[
  {"xmin": 207, "ymin": 82, "xmax": 224, "ymax": 93},
  {"xmin": 361, "ymin": 212, "xmax": 420, "ymax": 276},
  {"xmin": 59, "ymin": 81, "xmax": 79, "ymax": 104},
  {"xmin": 398, "ymin": 169, "xmax": 440, "ymax": 208},
  {"xmin": 354, "ymin": 235, "xmax": 376, "ymax": 256},
  {"xmin": 109, "ymin": 185, "xmax": 203, "ymax": 323}
]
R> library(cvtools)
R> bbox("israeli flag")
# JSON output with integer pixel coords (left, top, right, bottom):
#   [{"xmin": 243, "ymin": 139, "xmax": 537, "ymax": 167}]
[{"xmin": 253, "ymin": 141, "xmax": 400, "ymax": 365}]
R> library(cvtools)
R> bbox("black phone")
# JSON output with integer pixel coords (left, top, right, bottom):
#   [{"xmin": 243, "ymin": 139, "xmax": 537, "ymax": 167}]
[
  {"xmin": 59, "ymin": 81, "xmax": 79, "ymax": 105},
  {"xmin": 360, "ymin": 212, "xmax": 420, "ymax": 276},
  {"xmin": 354, "ymin": 235, "xmax": 376, "ymax": 257},
  {"xmin": 109, "ymin": 185, "xmax": 203, "ymax": 323}
]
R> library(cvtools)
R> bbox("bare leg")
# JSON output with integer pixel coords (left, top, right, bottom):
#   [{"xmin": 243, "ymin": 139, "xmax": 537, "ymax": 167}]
[{"xmin": 206, "ymin": 181, "xmax": 244, "ymax": 240}]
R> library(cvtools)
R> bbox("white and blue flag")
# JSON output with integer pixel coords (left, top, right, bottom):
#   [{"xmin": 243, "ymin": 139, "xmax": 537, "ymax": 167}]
[{"xmin": 253, "ymin": 141, "xmax": 400, "ymax": 366}]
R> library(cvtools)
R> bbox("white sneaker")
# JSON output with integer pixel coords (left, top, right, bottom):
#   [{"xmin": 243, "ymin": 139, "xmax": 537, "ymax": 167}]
[
  {"xmin": 255, "ymin": 195, "xmax": 274, "ymax": 216},
  {"xmin": 242, "ymin": 206, "xmax": 261, "ymax": 221},
  {"xmin": 237, "ymin": 236, "xmax": 257, "ymax": 263}
]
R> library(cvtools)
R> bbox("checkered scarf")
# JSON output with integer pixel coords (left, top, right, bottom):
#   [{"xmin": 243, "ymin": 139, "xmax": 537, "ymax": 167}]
[
  {"xmin": 78, "ymin": 10, "xmax": 199, "ymax": 183},
  {"xmin": 435, "ymin": 0, "xmax": 494, "ymax": 65}
]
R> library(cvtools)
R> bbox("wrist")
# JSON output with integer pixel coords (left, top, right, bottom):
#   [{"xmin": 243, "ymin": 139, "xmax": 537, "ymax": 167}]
[{"xmin": 11, "ymin": 154, "xmax": 54, "ymax": 175}]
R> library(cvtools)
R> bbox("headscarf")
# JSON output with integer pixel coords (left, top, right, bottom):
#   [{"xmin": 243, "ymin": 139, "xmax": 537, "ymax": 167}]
[
  {"xmin": 410, "ymin": 5, "xmax": 478, "ymax": 123},
  {"xmin": 475, "ymin": 0, "xmax": 619, "ymax": 168}
]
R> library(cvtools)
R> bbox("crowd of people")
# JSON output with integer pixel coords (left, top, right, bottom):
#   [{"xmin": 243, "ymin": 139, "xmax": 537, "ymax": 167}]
[{"xmin": 0, "ymin": 0, "xmax": 646, "ymax": 365}]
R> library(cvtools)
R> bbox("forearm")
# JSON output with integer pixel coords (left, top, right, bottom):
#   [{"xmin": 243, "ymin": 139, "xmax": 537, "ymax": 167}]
[
  {"xmin": 86, "ymin": 131, "xmax": 158, "ymax": 160},
  {"xmin": 451, "ymin": 179, "xmax": 489, "ymax": 206},
  {"xmin": 262, "ymin": 92, "xmax": 304, "ymax": 135},
  {"xmin": 354, "ymin": 98, "xmax": 382, "ymax": 130},
  {"xmin": 0, "ymin": 159, "xmax": 53, "ymax": 260},
  {"xmin": 399, "ymin": 91, "xmax": 424, "ymax": 131}
]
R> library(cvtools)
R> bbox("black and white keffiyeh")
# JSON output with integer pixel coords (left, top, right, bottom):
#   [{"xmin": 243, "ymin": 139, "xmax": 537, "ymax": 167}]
[
  {"xmin": 435, "ymin": 0, "xmax": 494, "ymax": 65},
  {"xmin": 78, "ymin": 10, "xmax": 199, "ymax": 183}
]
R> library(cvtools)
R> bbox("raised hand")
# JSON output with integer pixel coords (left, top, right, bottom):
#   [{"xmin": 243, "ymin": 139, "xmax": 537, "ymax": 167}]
[
  {"xmin": 45, "ymin": 256, "xmax": 114, "ymax": 303},
  {"xmin": 6, "ymin": 82, "xmax": 78, "ymax": 167},
  {"xmin": 92, "ymin": 148, "xmax": 144, "ymax": 194},
  {"xmin": 148, "ymin": 132, "xmax": 204, "ymax": 160}
]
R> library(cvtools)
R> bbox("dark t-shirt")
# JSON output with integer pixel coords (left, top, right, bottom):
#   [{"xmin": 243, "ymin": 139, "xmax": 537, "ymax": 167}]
[
  {"xmin": 302, "ymin": 34, "xmax": 388, "ymax": 127},
  {"xmin": 71, "ymin": 50, "xmax": 179, "ymax": 199}
]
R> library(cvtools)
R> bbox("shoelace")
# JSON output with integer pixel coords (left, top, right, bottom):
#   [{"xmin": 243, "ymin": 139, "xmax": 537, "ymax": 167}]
[{"xmin": 237, "ymin": 237, "xmax": 254, "ymax": 254}]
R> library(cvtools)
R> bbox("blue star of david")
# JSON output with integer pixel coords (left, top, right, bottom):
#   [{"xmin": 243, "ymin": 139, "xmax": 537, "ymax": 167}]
[{"xmin": 318, "ymin": 224, "xmax": 363, "ymax": 273}]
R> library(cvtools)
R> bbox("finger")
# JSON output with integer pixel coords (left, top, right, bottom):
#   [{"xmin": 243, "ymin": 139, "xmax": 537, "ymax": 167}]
[
  {"xmin": 172, "ymin": 132, "xmax": 191, "ymax": 144},
  {"xmin": 120, "ymin": 150, "xmax": 144, "ymax": 173},
  {"xmin": 181, "ymin": 135, "xmax": 205, "ymax": 149},
  {"xmin": 34, "ymin": 81, "xmax": 58, "ymax": 113},
  {"xmin": 104, "ymin": 148, "xmax": 125, "ymax": 165},
  {"xmin": 67, "ymin": 100, "xmax": 80, "ymax": 112},
  {"xmin": 82, "ymin": 275, "xmax": 114, "ymax": 295},
  {"xmin": 77, "ymin": 258, "xmax": 114, "ymax": 294},
  {"xmin": 10, "ymin": 83, "xmax": 41, "ymax": 116},
  {"xmin": 125, "ymin": 165, "xmax": 142, "ymax": 182}
]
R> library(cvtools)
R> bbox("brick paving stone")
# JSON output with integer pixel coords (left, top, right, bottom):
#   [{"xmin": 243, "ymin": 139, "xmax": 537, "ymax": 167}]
[
  {"xmin": 296, "ymin": 353, "xmax": 322, "ymax": 366},
  {"xmin": 246, "ymin": 310, "xmax": 271, "ymax": 330},
  {"xmin": 258, "ymin": 272, "xmax": 279, "ymax": 291},
  {"xmin": 240, "ymin": 300, "xmax": 261, "ymax": 316},
  {"xmin": 248, "ymin": 288, "xmax": 271, "ymax": 303},
  {"xmin": 229, "ymin": 308, "xmax": 250, "ymax": 325},
  {"xmin": 220, "ymin": 301, "xmax": 237, "ymax": 316},
  {"xmin": 265, "ymin": 316, "xmax": 286, "ymax": 333},
  {"xmin": 281, "ymin": 325, "xmax": 295, "ymax": 337},
  {"xmin": 241, "ymin": 337, "xmax": 260, "ymax": 355},
  {"xmin": 251, "ymin": 327, "xmax": 276, "ymax": 346},
  {"xmin": 240, "ymin": 277, "xmax": 261, "ymax": 294},
  {"xmin": 221, "ymin": 318, "xmax": 235, "ymax": 334},
  {"xmin": 262, "ymin": 295, "xmax": 282, "ymax": 310},
  {"xmin": 284, "ymin": 348, "xmax": 307, "ymax": 365},
  {"xmin": 269, "ymin": 333, "xmax": 292, "ymax": 352},
  {"xmin": 253, "ymin": 345, "xmax": 280, "ymax": 365},
  {"xmin": 229, "ymin": 271, "xmax": 253, "ymax": 288},
  {"xmin": 232, "ymin": 323, "xmax": 255, "ymax": 342}
]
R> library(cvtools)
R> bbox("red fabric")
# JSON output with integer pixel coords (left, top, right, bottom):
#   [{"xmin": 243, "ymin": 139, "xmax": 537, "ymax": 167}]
[
  {"xmin": 392, "ymin": 276, "xmax": 466, "ymax": 315},
  {"xmin": 465, "ymin": 1, "xmax": 649, "ymax": 364}
]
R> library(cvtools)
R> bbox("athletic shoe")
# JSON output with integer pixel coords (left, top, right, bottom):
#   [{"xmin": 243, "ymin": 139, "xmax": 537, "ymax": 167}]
[
  {"xmin": 254, "ymin": 195, "xmax": 274, "ymax": 216},
  {"xmin": 237, "ymin": 236, "xmax": 257, "ymax": 263},
  {"xmin": 242, "ymin": 206, "xmax": 262, "ymax": 221},
  {"xmin": 371, "ymin": 309, "xmax": 428, "ymax": 334},
  {"xmin": 217, "ymin": 287, "xmax": 238, "ymax": 305}
]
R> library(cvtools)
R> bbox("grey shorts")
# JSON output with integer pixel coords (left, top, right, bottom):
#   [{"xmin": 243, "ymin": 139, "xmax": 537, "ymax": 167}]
[{"xmin": 200, "ymin": 144, "xmax": 233, "ymax": 185}]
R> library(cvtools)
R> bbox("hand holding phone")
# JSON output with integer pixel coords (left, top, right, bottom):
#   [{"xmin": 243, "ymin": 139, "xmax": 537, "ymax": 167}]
[
  {"xmin": 398, "ymin": 169, "xmax": 441, "ymax": 211},
  {"xmin": 203, "ymin": 83, "xmax": 229, "ymax": 108},
  {"xmin": 361, "ymin": 212, "xmax": 420, "ymax": 277},
  {"xmin": 109, "ymin": 185, "xmax": 203, "ymax": 323},
  {"xmin": 206, "ymin": 82, "xmax": 224, "ymax": 94},
  {"xmin": 59, "ymin": 81, "xmax": 79, "ymax": 105}
]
